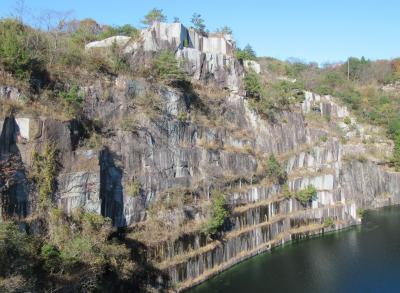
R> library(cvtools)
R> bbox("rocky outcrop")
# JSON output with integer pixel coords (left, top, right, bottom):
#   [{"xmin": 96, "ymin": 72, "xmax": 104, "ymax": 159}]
[
  {"xmin": 123, "ymin": 22, "xmax": 235, "ymax": 55},
  {"xmin": 0, "ymin": 85, "xmax": 22, "ymax": 101},
  {"xmin": 1, "ymin": 70, "xmax": 398, "ymax": 290},
  {"xmin": 243, "ymin": 60, "xmax": 261, "ymax": 74},
  {"xmin": 302, "ymin": 91, "xmax": 349, "ymax": 118},
  {"xmin": 85, "ymin": 36, "xmax": 131, "ymax": 49},
  {"xmin": 123, "ymin": 22, "xmax": 243, "ymax": 93}
]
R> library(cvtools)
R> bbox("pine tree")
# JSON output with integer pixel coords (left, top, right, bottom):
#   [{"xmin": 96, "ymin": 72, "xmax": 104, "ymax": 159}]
[
  {"xmin": 191, "ymin": 13, "xmax": 206, "ymax": 34},
  {"xmin": 141, "ymin": 8, "xmax": 166, "ymax": 27}
]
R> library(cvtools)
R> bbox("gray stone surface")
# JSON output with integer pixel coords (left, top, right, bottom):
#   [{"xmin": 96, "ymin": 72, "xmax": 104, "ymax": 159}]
[
  {"xmin": 85, "ymin": 36, "xmax": 131, "ymax": 49},
  {"xmin": 0, "ymin": 85, "xmax": 22, "ymax": 102},
  {"xmin": 124, "ymin": 22, "xmax": 243, "ymax": 92},
  {"xmin": 243, "ymin": 60, "xmax": 261, "ymax": 74},
  {"xmin": 1, "ymin": 21, "xmax": 400, "ymax": 291}
]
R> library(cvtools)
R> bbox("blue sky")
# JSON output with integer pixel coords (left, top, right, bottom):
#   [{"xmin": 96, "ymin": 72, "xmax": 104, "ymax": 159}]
[{"xmin": 1, "ymin": 0, "xmax": 399, "ymax": 64}]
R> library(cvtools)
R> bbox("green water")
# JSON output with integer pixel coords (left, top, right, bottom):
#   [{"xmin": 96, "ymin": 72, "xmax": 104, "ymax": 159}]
[{"xmin": 189, "ymin": 206, "xmax": 400, "ymax": 293}]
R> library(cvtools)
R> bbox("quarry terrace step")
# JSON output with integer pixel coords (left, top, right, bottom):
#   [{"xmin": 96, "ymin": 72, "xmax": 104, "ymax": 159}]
[
  {"xmin": 151, "ymin": 203, "xmax": 349, "ymax": 267},
  {"xmin": 167, "ymin": 219, "xmax": 350, "ymax": 291}
]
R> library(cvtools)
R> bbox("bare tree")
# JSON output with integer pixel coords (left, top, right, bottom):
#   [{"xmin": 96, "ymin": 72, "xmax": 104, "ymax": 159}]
[
  {"xmin": 34, "ymin": 10, "xmax": 73, "ymax": 66},
  {"xmin": 13, "ymin": 0, "xmax": 27, "ymax": 22}
]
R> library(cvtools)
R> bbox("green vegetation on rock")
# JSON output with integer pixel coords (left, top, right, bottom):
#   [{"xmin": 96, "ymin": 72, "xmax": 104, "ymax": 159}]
[
  {"xmin": 282, "ymin": 183, "xmax": 292, "ymax": 198},
  {"xmin": 190, "ymin": 13, "xmax": 206, "ymax": 34},
  {"xmin": 126, "ymin": 180, "xmax": 141, "ymax": 197},
  {"xmin": 265, "ymin": 154, "xmax": 287, "ymax": 184},
  {"xmin": 393, "ymin": 134, "xmax": 400, "ymax": 171},
  {"xmin": 99, "ymin": 24, "xmax": 139, "ymax": 39},
  {"xmin": 215, "ymin": 26, "xmax": 232, "ymax": 35},
  {"xmin": 0, "ymin": 222, "xmax": 37, "ymax": 292},
  {"xmin": 357, "ymin": 208, "xmax": 366, "ymax": 219},
  {"xmin": 244, "ymin": 70, "xmax": 264, "ymax": 99},
  {"xmin": 324, "ymin": 217, "xmax": 335, "ymax": 228},
  {"xmin": 203, "ymin": 194, "xmax": 229, "ymax": 236},
  {"xmin": 60, "ymin": 85, "xmax": 84, "ymax": 118},
  {"xmin": 244, "ymin": 69, "xmax": 304, "ymax": 121},
  {"xmin": 295, "ymin": 185, "xmax": 317, "ymax": 206},
  {"xmin": 0, "ymin": 209, "xmax": 135, "ymax": 292},
  {"xmin": 32, "ymin": 144, "xmax": 59, "ymax": 211},
  {"xmin": 236, "ymin": 44, "xmax": 257, "ymax": 61},
  {"xmin": 0, "ymin": 18, "xmax": 45, "ymax": 81},
  {"xmin": 151, "ymin": 51, "xmax": 187, "ymax": 84}
]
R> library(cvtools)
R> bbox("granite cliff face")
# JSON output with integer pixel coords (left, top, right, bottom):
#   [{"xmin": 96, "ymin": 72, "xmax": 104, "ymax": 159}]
[
  {"xmin": 1, "ymin": 22, "xmax": 399, "ymax": 291},
  {"xmin": 120, "ymin": 22, "xmax": 244, "ymax": 93}
]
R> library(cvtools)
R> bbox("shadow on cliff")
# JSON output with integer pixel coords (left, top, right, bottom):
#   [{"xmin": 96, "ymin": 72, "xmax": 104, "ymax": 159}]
[
  {"xmin": 109, "ymin": 228, "xmax": 171, "ymax": 292},
  {"xmin": 100, "ymin": 147, "xmax": 127, "ymax": 227},
  {"xmin": 99, "ymin": 147, "xmax": 170, "ymax": 291},
  {"xmin": 0, "ymin": 115, "xmax": 28, "ymax": 220},
  {"xmin": 174, "ymin": 80, "xmax": 211, "ymax": 115}
]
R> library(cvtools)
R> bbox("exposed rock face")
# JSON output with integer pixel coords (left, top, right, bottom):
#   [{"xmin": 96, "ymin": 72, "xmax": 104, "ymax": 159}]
[
  {"xmin": 176, "ymin": 48, "xmax": 242, "ymax": 92},
  {"xmin": 1, "ymin": 77, "xmax": 398, "ymax": 288},
  {"xmin": 243, "ymin": 60, "xmax": 261, "ymax": 74},
  {"xmin": 0, "ymin": 85, "xmax": 22, "ymax": 101},
  {"xmin": 341, "ymin": 161, "xmax": 400, "ymax": 208},
  {"xmin": 85, "ymin": 36, "xmax": 131, "ymax": 49},
  {"xmin": 302, "ymin": 91, "xmax": 349, "ymax": 118},
  {"xmin": 57, "ymin": 150, "xmax": 101, "ymax": 215},
  {"xmin": 124, "ymin": 22, "xmax": 235, "ymax": 55},
  {"xmin": 124, "ymin": 22, "xmax": 243, "ymax": 93},
  {"xmin": 0, "ymin": 117, "xmax": 29, "ymax": 219},
  {"xmin": 1, "ymin": 22, "xmax": 399, "ymax": 291}
]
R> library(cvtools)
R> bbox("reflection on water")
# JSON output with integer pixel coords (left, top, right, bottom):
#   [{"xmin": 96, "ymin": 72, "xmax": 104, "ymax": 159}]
[{"xmin": 189, "ymin": 206, "xmax": 400, "ymax": 293}]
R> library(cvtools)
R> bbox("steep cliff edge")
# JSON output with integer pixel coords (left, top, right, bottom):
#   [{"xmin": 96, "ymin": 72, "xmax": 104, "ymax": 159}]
[{"xmin": 1, "ymin": 22, "xmax": 399, "ymax": 291}]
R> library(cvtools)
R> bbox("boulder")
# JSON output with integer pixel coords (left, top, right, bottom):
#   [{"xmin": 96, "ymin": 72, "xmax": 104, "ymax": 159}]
[
  {"xmin": 0, "ymin": 85, "xmax": 22, "ymax": 101},
  {"xmin": 85, "ymin": 36, "xmax": 131, "ymax": 49},
  {"xmin": 243, "ymin": 60, "xmax": 261, "ymax": 74}
]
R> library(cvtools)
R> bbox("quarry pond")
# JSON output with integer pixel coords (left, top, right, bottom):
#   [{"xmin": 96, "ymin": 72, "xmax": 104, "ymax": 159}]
[{"xmin": 189, "ymin": 206, "xmax": 400, "ymax": 293}]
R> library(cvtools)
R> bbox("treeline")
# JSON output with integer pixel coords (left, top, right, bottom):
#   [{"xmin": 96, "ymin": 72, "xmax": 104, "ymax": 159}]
[
  {"xmin": 261, "ymin": 57, "xmax": 400, "ymax": 125},
  {"xmin": 0, "ymin": 16, "xmax": 139, "ymax": 81}
]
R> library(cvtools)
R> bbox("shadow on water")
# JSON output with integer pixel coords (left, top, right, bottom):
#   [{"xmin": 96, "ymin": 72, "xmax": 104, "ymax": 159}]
[{"xmin": 0, "ymin": 115, "xmax": 28, "ymax": 219}]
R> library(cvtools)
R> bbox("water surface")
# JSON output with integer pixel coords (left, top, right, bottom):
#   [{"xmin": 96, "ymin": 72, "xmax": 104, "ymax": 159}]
[{"xmin": 189, "ymin": 206, "xmax": 400, "ymax": 293}]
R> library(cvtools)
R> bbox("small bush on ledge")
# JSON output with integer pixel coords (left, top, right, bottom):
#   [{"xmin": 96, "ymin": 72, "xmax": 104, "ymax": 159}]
[
  {"xmin": 151, "ymin": 51, "xmax": 187, "ymax": 85},
  {"xmin": 357, "ymin": 208, "xmax": 366, "ymax": 219},
  {"xmin": 294, "ymin": 185, "xmax": 317, "ymax": 206},
  {"xmin": 282, "ymin": 183, "xmax": 292, "ymax": 198},
  {"xmin": 244, "ymin": 70, "xmax": 263, "ymax": 99},
  {"xmin": 126, "ymin": 180, "xmax": 140, "ymax": 197},
  {"xmin": 324, "ymin": 217, "xmax": 335, "ymax": 228},
  {"xmin": 203, "ymin": 194, "xmax": 229, "ymax": 236},
  {"xmin": 265, "ymin": 155, "xmax": 287, "ymax": 185},
  {"xmin": 343, "ymin": 116, "xmax": 352, "ymax": 125}
]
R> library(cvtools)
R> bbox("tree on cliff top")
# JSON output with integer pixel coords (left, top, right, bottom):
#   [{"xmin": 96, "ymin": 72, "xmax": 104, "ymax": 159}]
[
  {"xmin": 141, "ymin": 8, "xmax": 167, "ymax": 27},
  {"xmin": 236, "ymin": 44, "xmax": 257, "ymax": 61},
  {"xmin": 191, "ymin": 13, "xmax": 206, "ymax": 34},
  {"xmin": 215, "ymin": 26, "xmax": 233, "ymax": 35}
]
